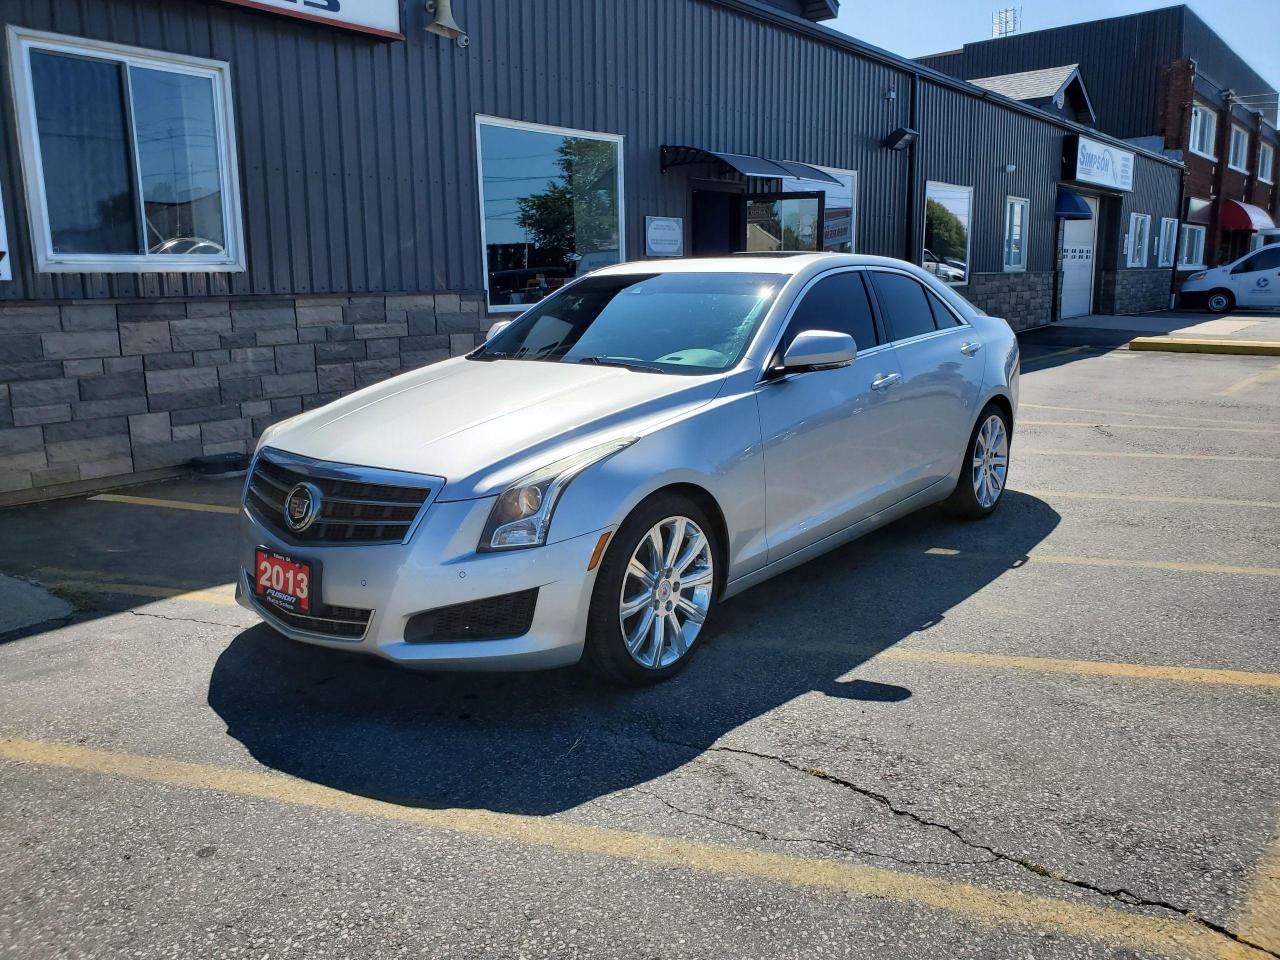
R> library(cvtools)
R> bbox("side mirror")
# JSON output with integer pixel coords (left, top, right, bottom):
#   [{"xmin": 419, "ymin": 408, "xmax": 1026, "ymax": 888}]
[
  {"xmin": 486, "ymin": 320, "xmax": 511, "ymax": 340},
  {"xmin": 778, "ymin": 330, "xmax": 856, "ymax": 373}
]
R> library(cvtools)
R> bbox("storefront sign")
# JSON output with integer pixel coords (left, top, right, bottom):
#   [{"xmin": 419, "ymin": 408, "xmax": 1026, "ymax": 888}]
[
  {"xmin": 645, "ymin": 216, "xmax": 684, "ymax": 257},
  {"xmin": 216, "ymin": 0, "xmax": 402, "ymax": 39},
  {"xmin": 1065, "ymin": 134, "xmax": 1134, "ymax": 192}
]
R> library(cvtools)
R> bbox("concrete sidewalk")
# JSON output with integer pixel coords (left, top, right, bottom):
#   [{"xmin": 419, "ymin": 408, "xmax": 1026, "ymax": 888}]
[{"xmin": 1052, "ymin": 309, "xmax": 1280, "ymax": 355}]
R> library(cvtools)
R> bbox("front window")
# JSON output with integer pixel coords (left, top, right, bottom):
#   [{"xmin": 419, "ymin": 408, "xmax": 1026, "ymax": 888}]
[
  {"xmin": 781, "ymin": 167, "xmax": 857, "ymax": 252},
  {"xmin": 1126, "ymin": 213, "xmax": 1151, "ymax": 267},
  {"xmin": 476, "ymin": 116, "xmax": 623, "ymax": 312},
  {"xmin": 1178, "ymin": 224, "xmax": 1206, "ymax": 268},
  {"xmin": 1002, "ymin": 196, "xmax": 1029, "ymax": 272},
  {"xmin": 475, "ymin": 272, "xmax": 780, "ymax": 374},
  {"xmin": 1189, "ymin": 103, "xmax": 1217, "ymax": 159},
  {"xmin": 9, "ymin": 28, "xmax": 243, "ymax": 273},
  {"xmin": 1228, "ymin": 124, "xmax": 1249, "ymax": 173},
  {"xmin": 1158, "ymin": 217, "xmax": 1178, "ymax": 268},
  {"xmin": 1260, "ymin": 143, "xmax": 1275, "ymax": 184},
  {"xmin": 923, "ymin": 182, "xmax": 972, "ymax": 285}
]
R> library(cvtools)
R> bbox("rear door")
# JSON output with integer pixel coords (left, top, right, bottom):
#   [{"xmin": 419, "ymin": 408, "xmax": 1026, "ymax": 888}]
[
  {"xmin": 1231, "ymin": 247, "xmax": 1280, "ymax": 307},
  {"xmin": 754, "ymin": 269, "xmax": 907, "ymax": 562},
  {"xmin": 866, "ymin": 269, "xmax": 984, "ymax": 495}
]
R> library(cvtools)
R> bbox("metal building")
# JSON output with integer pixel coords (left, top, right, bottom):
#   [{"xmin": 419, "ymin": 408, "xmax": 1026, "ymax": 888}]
[{"xmin": 0, "ymin": 0, "xmax": 1182, "ymax": 504}]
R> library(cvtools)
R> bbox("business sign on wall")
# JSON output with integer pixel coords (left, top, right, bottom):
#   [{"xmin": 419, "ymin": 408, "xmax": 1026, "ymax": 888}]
[
  {"xmin": 217, "ymin": 0, "xmax": 402, "ymax": 39},
  {"xmin": 645, "ymin": 217, "xmax": 685, "ymax": 257},
  {"xmin": 1064, "ymin": 134, "xmax": 1134, "ymax": 193}
]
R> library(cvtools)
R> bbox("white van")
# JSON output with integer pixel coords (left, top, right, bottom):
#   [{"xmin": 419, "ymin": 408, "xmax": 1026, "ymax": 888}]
[{"xmin": 1180, "ymin": 244, "xmax": 1280, "ymax": 312}]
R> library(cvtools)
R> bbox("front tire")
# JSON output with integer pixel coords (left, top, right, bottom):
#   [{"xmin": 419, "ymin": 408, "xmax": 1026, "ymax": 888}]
[
  {"xmin": 582, "ymin": 493, "xmax": 719, "ymax": 685},
  {"xmin": 1206, "ymin": 289, "xmax": 1234, "ymax": 313},
  {"xmin": 944, "ymin": 403, "xmax": 1011, "ymax": 520}
]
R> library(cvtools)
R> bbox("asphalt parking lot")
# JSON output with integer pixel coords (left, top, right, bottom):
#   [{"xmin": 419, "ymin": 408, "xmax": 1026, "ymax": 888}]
[{"xmin": 1, "ymin": 331, "xmax": 1278, "ymax": 959}]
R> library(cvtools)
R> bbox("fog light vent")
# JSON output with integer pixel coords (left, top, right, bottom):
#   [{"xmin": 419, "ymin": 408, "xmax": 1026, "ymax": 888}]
[{"xmin": 404, "ymin": 589, "xmax": 538, "ymax": 643}]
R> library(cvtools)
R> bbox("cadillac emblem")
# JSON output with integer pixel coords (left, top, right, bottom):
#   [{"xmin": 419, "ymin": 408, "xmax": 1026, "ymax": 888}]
[{"xmin": 283, "ymin": 482, "xmax": 322, "ymax": 533}]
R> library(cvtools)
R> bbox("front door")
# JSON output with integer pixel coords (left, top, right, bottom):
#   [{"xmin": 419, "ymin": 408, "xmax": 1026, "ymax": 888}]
[
  {"xmin": 1060, "ymin": 196, "xmax": 1099, "ymax": 318},
  {"xmin": 1231, "ymin": 246, "xmax": 1280, "ymax": 307},
  {"xmin": 755, "ymin": 270, "xmax": 906, "ymax": 562},
  {"xmin": 743, "ymin": 193, "xmax": 824, "ymax": 252}
]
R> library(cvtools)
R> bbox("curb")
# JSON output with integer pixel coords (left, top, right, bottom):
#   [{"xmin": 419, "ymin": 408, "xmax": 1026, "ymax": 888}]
[{"xmin": 1127, "ymin": 337, "xmax": 1280, "ymax": 357}]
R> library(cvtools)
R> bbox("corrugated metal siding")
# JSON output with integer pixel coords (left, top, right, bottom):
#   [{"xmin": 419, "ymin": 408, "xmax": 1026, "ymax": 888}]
[
  {"xmin": 0, "ymin": 0, "xmax": 1180, "ymax": 304},
  {"xmin": 917, "ymin": 7, "xmax": 1185, "ymax": 141},
  {"xmin": 1115, "ymin": 151, "xmax": 1183, "ymax": 271}
]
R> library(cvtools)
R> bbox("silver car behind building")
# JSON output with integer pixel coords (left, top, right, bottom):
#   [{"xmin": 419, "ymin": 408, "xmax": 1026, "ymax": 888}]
[{"xmin": 238, "ymin": 253, "xmax": 1018, "ymax": 684}]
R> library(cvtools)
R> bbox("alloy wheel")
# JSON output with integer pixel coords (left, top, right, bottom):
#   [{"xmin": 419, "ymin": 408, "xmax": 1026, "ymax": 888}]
[
  {"xmin": 972, "ymin": 414, "xmax": 1009, "ymax": 509},
  {"xmin": 618, "ymin": 516, "xmax": 714, "ymax": 669}
]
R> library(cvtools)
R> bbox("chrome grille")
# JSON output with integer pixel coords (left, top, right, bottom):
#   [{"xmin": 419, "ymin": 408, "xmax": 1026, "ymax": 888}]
[
  {"xmin": 245, "ymin": 448, "xmax": 440, "ymax": 545},
  {"xmin": 243, "ymin": 573, "xmax": 372, "ymax": 640}
]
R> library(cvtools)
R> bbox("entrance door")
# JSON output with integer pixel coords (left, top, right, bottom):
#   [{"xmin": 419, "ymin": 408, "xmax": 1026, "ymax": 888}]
[
  {"xmin": 1060, "ymin": 195, "xmax": 1098, "ymax": 318},
  {"xmin": 690, "ymin": 190, "xmax": 740, "ymax": 256},
  {"xmin": 743, "ymin": 193, "xmax": 824, "ymax": 252}
]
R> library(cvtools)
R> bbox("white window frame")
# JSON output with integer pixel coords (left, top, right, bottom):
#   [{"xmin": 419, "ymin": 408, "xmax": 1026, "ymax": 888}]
[
  {"xmin": 1228, "ymin": 124, "xmax": 1250, "ymax": 173},
  {"xmin": 7, "ymin": 27, "xmax": 245, "ymax": 274},
  {"xmin": 1125, "ymin": 213, "xmax": 1151, "ymax": 268},
  {"xmin": 1188, "ymin": 102, "xmax": 1217, "ymax": 160},
  {"xmin": 922, "ymin": 181, "xmax": 973, "ymax": 287},
  {"xmin": 1178, "ymin": 224, "xmax": 1207, "ymax": 269},
  {"xmin": 474, "ymin": 114, "xmax": 625, "ymax": 314},
  {"xmin": 1260, "ymin": 142, "xmax": 1275, "ymax": 184},
  {"xmin": 1157, "ymin": 217, "xmax": 1178, "ymax": 268},
  {"xmin": 1001, "ymin": 195, "xmax": 1029, "ymax": 272}
]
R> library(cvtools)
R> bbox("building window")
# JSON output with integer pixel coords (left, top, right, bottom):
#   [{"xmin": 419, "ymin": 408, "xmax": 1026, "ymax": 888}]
[
  {"xmin": 1001, "ymin": 196, "xmax": 1029, "ymax": 272},
  {"xmin": 781, "ymin": 166, "xmax": 857, "ymax": 253},
  {"xmin": 1178, "ymin": 224, "xmax": 1206, "ymax": 268},
  {"xmin": 476, "ymin": 116, "xmax": 623, "ymax": 311},
  {"xmin": 1260, "ymin": 142, "xmax": 1275, "ymax": 184},
  {"xmin": 1157, "ymin": 217, "xmax": 1178, "ymax": 268},
  {"xmin": 8, "ymin": 27, "xmax": 244, "ymax": 273},
  {"xmin": 1125, "ymin": 213, "xmax": 1151, "ymax": 267},
  {"xmin": 1188, "ymin": 103, "xmax": 1217, "ymax": 160},
  {"xmin": 1228, "ymin": 124, "xmax": 1250, "ymax": 173},
  {"xmin": 923, "ymin": 182, "xmax": 972, "ymax": 286}
]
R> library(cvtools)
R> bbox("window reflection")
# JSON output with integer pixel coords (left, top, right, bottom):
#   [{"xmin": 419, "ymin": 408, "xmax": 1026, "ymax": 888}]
[
  {"xmin": 924, "ymin": 182, "xmax": 972, "ymax": 285},
  {"xmin": 479, "ymin": 122, "xmax": 622, "ymax": 307}
]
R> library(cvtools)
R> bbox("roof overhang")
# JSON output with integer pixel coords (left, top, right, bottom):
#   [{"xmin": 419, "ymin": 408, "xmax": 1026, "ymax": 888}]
[
  {"xmin": 660, "ymin": 145, "xmax": 842, "ymax": 185},
  {"xmin": 1221, "ymin": 199, "xmax": 1276, "ymax": 232}
]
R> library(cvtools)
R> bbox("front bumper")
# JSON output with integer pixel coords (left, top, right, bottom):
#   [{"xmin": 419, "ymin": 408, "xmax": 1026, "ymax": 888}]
[{"xmin": 236, "ymin": 496, "xmax": 609, "ymax": 671}]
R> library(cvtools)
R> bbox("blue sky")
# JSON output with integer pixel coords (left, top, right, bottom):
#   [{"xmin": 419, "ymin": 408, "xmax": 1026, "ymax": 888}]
[{"xmin": 829, "ymin": 0, "xmax": 1280, "ymax": 93}]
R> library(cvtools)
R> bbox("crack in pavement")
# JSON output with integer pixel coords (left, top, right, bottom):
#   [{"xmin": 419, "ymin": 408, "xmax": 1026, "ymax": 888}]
[
  {"xmin": 636, "ymin": 787, "xmax": 998, "ymax": 869},
  {"xmin": 127, "ymin": 609, "xmax": 241, "ymax": 630},
  {"xmin": 651, "ymin": 736, "xmax": 1276, "ymax": 958}
]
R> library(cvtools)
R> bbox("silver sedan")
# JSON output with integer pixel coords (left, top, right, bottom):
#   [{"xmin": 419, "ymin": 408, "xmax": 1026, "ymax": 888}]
[{"xmin": 238, "ymin": 254, "xmax": 1018, "ymax": 684}]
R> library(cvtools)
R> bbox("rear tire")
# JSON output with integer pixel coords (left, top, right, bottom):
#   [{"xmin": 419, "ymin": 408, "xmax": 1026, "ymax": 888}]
[
  {"xmin": 1206, "ymin": 289, "xmax": 1234, "ymax": 313},
  {"xmin": 944, "ymin": 403, "xmax": 1011, "ymax": 520},
  {"xmin": 582, "ymin": 493, "xmax": 720, "ymax": 685}
]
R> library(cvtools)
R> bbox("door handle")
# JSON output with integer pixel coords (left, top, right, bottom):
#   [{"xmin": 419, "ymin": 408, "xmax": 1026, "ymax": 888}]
[
  {"xmin": 960, "ymin": 341, "xmax": 982, "ymax": 356},
  {"xmin": 871, "ymin": 372, "xmax": 901, "ymax": 391}
]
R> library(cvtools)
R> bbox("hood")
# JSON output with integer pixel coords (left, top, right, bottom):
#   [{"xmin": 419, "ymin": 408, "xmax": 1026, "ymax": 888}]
[{"xmin": 261, "ymin": 357, "xmax": 726, "ymax": 499}]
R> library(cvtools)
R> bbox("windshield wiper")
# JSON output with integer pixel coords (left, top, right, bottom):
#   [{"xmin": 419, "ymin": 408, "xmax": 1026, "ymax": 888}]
[{"xmin": 575, "ymin": 356, "xmax": 664, "ymax": 374}]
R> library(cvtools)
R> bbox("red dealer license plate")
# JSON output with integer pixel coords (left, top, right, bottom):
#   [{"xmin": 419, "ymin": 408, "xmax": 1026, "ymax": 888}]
[{"xmin": 254, "ymin": 549, "xmax": 312, "ymax": 614}]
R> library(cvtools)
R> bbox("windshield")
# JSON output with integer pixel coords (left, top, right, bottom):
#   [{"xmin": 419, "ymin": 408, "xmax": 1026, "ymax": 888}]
[{"xmin": 474, "ymin": 272, "xmax": 782, "ymax": 374}]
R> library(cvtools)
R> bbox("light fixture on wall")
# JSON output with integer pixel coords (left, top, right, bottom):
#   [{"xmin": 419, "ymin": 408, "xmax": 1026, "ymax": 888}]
[
  {"xmin": 426, "ymin": 0, "xmax": 468, "ymax": 47},
  {"xmin": 882, "ymin": 127, "xmax": 918, "ymax": 151}
]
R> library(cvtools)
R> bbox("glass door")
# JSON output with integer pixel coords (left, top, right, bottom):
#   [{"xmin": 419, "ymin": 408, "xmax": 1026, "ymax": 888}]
[{"xmin": 743, "ymin": 192, "xmax": 824, "ymax": 252}]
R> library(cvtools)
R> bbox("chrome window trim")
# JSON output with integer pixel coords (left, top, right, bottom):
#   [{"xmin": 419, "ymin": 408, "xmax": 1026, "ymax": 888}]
[
  {"xmin": 864, "ymin": 266, "xmax": 971, "ymax": 350},
  {"xmin": 245, "ymin": 447, "xmax": 445, "ymax": 546}
]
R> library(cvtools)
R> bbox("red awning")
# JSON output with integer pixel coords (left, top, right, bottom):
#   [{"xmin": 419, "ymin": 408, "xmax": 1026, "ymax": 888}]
[{"xmin": 1221, "ymin": 200, "xmax": 1276, "ymax": 232}]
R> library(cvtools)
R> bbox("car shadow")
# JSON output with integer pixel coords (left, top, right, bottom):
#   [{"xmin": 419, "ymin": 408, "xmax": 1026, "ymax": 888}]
[{"xmin": 207, "ymin": 491, "xmax": 1060, "ymax": 815}]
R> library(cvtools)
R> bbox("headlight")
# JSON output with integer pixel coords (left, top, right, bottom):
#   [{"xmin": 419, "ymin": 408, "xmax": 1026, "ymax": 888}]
[
  {"xmin": 478, "ymin": 438, "xmax": 636, "ymax": 551},
  {"xmin": 1187, "ymin": 272, "xmax": 1207, "ymax": 282}
]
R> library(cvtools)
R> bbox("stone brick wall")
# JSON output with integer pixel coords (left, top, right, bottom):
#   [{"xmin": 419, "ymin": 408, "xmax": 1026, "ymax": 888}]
[
  {"xmin": 0, "ymin": 292, "xmax": 490, "ymax": 505},
  {"xmin": 962, "ymin": 272, "xmax": 1055, "ymax": 332},
  {"xmin": 1098, "ymin": 269, "xmax": 1173, "ymax": 315}
]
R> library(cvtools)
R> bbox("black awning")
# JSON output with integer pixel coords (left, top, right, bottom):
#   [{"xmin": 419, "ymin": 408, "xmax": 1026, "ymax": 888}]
[
  {"xmin": 660, "ymin": 145, "xmax": 842, "ymax": 185},
  {"xmin": 1054, "ymin": 186, "xmax": 1093, "ymax": 220}
]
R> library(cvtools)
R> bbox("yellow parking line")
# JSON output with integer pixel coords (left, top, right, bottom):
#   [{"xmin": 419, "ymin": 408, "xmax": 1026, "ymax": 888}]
[
  {"xmin": 1021, "ymin": 421, "xmax": 1275, "ymax": 435},
  {"xmin": 1237, "ymin": 815, "xmax": 1280, "ymax": 956},
  {"xmin": 1016, "ymin": 449, "xmax": 1280, "ymax": 464},
  {"xmin": 1015, "ymin": 489, "xmax": 1280, "ymax": 510},
  {"xmin": 0, "ymin": 737, "xmax": 1266, "ymax": 960},
  {"xmin": 1020, "ymin": 402, "xmax": 1272, "ymax": 428},
  {"xmin": 42, "ymin": 578, "xmax": 238, "ymax": 607},
  {"xmin": 878, "ymin": 649, "xmax": 1280, "ymax": 689},
  {"xmin": 89, "ymin": 494, "xmax": 240, "ymax": 515}
]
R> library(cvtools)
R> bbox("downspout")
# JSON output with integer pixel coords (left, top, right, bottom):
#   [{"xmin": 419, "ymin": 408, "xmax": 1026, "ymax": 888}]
[{"xmin": 904, "ymin": 70, "xmax": 922, "ymax": 262}]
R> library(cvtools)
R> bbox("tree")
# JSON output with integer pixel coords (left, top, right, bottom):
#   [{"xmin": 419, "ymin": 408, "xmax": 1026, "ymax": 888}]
[
  {"xmin": 925, "ymin": 198, "xmax": 967, "ymax": 262},
  {"xmin": 516, "ymin": 139, "xmax": 618, "ymax": 271}
]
